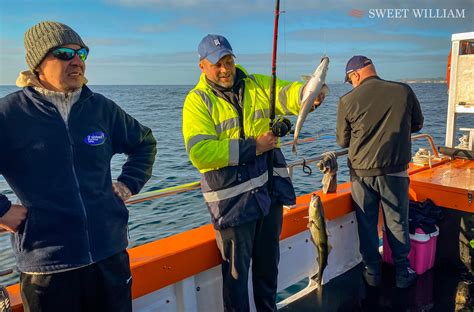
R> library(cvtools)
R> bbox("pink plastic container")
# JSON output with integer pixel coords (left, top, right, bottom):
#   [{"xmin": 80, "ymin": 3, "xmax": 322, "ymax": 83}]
[{"xmin": 382, "ymin": 226, "xmax": 439, "ymax": 275}]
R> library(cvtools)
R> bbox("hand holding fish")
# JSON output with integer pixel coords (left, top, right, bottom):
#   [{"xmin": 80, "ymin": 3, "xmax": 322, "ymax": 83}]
[
  {"xmin": 310, "ymin": 90, "xmax": 327, "ymax": 112},
  {"xmin": 256, "ymin": 130, "xmax": 277, "ymax": 155}
]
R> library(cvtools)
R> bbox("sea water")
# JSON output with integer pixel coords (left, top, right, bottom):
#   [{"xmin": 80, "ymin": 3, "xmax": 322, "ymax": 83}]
[{"xmin": 0, "ymin": 83, "xmax": 471, "ymax": 286}]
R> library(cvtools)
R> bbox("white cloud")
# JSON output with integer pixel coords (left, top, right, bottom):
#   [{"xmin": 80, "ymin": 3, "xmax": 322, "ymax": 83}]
[
  {"xmin": 106, "ymin": 0, "xmax": 264, "ymax": 10},
  {"xmin": 137, "ymin": 24, "xmax": 175, "ymax": 33},
  {"xmin": 0, "ymin": 39, "xmax": 23, "ymax": 55},
  {"xmin": 106, "ymin": 0, "xmax": 473, "ymax": 11},
  {"xmin": 85, "ymin": 38, "xmax": 147, "ymax": 46}
]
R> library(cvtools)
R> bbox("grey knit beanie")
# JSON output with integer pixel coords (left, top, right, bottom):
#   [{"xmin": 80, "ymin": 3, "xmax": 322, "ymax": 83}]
[{"xmin": 24, "ymin": 21, "xmax": 89, "ymax": 71}]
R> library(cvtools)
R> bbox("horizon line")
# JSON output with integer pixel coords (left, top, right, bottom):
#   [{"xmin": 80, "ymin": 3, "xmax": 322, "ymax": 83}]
[{"xmin": 0, "ymin": 78, "xmax": 448, "ymax": 87}]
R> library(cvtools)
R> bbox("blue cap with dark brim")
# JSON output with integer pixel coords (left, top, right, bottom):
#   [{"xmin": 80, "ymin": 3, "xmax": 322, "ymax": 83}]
[
  {"xmin": 198, "ymin": 34, "xmax": 235, "ymax": 64},
  {"xmin": 344, "ymin": 55, "xmax": 372, "ymax": 82}
]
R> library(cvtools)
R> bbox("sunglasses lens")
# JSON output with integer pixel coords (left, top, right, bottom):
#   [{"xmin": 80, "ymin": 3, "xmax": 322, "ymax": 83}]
[
  {"xmin": 77, "ymin": 48, "xmax": 88, "ymax": 61},
  {"xmin": 52, "ymin": 48, "xmax": 75, "ymax": 61},
  {"xmin": 52, "ymin": 47, "xmax": 88, "ymax": 61}
]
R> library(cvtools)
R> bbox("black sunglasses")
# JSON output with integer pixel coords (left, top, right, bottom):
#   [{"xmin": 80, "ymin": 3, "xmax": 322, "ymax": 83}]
[
  {"xmin": 51, "ymin": 47, "xmax": 88, "ymax": 62},
  {"xmin": 347, "ymin": 72, "xmax": 357, "ymax": 85}
]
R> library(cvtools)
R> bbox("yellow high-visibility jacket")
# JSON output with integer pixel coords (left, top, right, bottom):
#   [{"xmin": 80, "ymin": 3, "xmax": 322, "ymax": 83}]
[{"xmin": 183, "ymin": 65, "xmax": 303, "ymax": 229}]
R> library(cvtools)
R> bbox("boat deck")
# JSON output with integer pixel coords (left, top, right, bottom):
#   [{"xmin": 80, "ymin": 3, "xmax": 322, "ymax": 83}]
[
  {"xmin": 282, "ymin": 262, "xmax": 473, "ymax": 311},
  {"xmin": 5, "ymin": 157, "xmax": 474, "ymax": 311},
  {"xmin": 409, "ymin": 158, "xmax": 474, "ymax": 213},
  {"xmin": 282, "ymin": 158, "xmax": 474, "ymax": 311}
]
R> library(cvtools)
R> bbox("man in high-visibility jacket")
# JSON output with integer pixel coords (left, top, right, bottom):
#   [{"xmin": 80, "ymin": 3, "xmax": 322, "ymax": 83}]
[{"xmin": 182, "ymin": 34, "xmax": 325, "ymax": 311}]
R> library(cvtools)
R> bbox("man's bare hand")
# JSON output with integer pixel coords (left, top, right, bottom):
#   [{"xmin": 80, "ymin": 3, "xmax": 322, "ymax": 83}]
[
  {"xmin": 310, "ymin": 91, "xmax": 326, "ymax": 112},
  {"xmin": 113, "ymin": 181, "xmax": 132, "ymax": 202},
  {"xmin": 0, "ymin": 204, "xmax": 27, "ymax": 233},
  {"xmin": 256, "ymin": 131, "xmax": 277, "ymax": 154}
]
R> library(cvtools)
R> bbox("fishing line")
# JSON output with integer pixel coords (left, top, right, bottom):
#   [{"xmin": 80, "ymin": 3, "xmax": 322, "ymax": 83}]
[
  {"xmin": 267, "ymin": 0, "xmax": 282, "ymax": 194},
  {"xmin": 148, "ymin": 159, "xmax": 196, "ymax": 187},
  {"xmin": 314, "ymin": 131, "xmax": 336, "ymax": 140},
  {"xmin": 323, "ymin": 26, "xmax": 328, "ymax": 56},
  {"xmin": 282, "ymin": 0, "xmax": 287, "ymax": 79}
]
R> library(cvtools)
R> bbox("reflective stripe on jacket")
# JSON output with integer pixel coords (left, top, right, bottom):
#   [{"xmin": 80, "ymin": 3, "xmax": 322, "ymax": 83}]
[{"xmin": 182, "ymin": 65, "xmax": 302, "ymax": 229}]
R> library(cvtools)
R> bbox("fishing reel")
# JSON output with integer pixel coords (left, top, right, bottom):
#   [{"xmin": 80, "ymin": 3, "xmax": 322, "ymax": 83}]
[{"xmin": 271, "ymin": 117, "xmax": 292, "ymax": 137}]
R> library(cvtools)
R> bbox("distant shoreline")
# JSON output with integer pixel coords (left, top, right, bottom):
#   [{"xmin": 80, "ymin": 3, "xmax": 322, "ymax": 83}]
[
  {"xmin": 400, "ymin": 79, "xmax": 447, "ymax": 84},
  {"xmin": 0, "ymin": 80, "xmax": 448, "ymax": 87}
]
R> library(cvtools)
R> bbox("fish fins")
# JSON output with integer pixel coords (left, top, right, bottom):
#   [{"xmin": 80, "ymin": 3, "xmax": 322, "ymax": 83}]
[
  {"xmin": 300, "ymin": 79, "xmax": 329, "ymax": 97},
  {"xmin": 321, "ymin": 84, "xmax": 330, "ymax": 96}
]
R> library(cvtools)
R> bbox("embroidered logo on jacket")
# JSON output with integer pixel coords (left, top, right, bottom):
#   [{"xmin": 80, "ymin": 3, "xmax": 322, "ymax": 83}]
[{"xmin": 83, "ymin": 131, "xmax": 107, "ymax": 146}]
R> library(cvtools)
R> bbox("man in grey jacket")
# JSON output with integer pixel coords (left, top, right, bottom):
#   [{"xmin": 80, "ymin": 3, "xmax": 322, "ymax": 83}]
[{"xmin": 336, "ymin": 56, "xmax": 424, "ymax": 288}]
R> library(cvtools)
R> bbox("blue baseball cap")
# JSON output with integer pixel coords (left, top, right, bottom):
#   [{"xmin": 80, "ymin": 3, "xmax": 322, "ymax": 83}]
[
  {"xmin": 344, "ymin": 55, "xmax": 372, "ymax": 82},
  {"xmin": 198, "ymin": 34, "xmax": 235, "ymax": 64}
]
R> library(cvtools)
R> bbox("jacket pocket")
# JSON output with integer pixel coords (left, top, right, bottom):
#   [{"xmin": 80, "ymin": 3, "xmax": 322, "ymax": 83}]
[
  {"xmin": 14, "ymin": 232, "xmax": 22, "ymax": 253},
  {"xmin": 15, "ymin": 209, "xmax": 32, "ymax": 253},
  {"xmin": 202, "ymin": 166, "xmax": 238, "ymax": 191},
  {"xmin": 112, "ymin": 193, "xmax": 129, "ymax": 220}
]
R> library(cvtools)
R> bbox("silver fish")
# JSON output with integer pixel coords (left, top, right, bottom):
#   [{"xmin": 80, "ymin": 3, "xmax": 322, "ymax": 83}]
[
  {"xmin": 308, "ymin": 193, "xmax": 331, "ymax": 288},
  {"xmin": 292, "ymin": 57, "xmax": 330, "ymax": 155}
]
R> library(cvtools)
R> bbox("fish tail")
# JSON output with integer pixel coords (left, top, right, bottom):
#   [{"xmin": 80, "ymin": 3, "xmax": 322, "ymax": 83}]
[
  {"xmin": 292, "ymin": 142, "xmax": 298, "ymax": 155},
  {"xmin": 310, "ymin": 272, "xmax": 323, "ymax": 288}
]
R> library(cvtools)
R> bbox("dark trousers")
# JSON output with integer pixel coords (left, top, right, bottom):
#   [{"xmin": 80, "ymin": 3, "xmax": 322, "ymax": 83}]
[
  {"xmin": 20, "ymin": 250, "xmax": 132, "ymax": 312},
  {"xmin": 460, "ymin": 214, "xmax": 474, "ymax": 274},
  {"xmin": 351, "ymin": 175, "xmax": 411, "ymax": 273},
  {"xmin": 215, "ymin": 204, "xmax": 283, "ymax": 312}
]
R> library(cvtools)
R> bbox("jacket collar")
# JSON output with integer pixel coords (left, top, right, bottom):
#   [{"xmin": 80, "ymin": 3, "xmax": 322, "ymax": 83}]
[
  {"xmin": 17, "ymin": 69, "xmax": 93, "ymax": 107},
  {"xmin": 358, "ymin": 75, "xmax": 380, "ymax": 87},
  {"xmin": 23, "ymin": 84, "xmax": 94, "ymax": 109},
  {"xmin": 205, "ymin": 67, "xmax": 247, "ymax": 93},
  {"xmin": 196, "ymin": 64, "xmax": 249, "ymax": 91},
  {"xmin": 16, "ymin": 70, "xmax": 89, "ymax": 89}
]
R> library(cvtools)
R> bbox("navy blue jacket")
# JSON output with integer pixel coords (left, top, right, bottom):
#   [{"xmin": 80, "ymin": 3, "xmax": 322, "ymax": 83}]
[{"xmin": 0, "ymin": 86, "xmax": 157, "ymax": 272}]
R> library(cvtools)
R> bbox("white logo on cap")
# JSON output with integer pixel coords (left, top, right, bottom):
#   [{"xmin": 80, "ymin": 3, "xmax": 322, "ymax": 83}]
[{"xmin": 214, "ymin": 39, "xmax": 220, "ymax": 46}]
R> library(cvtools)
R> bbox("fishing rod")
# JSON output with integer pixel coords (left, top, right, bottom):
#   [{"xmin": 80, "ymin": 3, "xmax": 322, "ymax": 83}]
[
  {"xmin": 126, "ymin": 181, "xmax": 201, "ymax": 205},
  {"xmin": 267, "ymin": 0, "xmax": 281, "ymax": 193},
  {"xmin": 280, "ymin": 137, "xmax": 315, "ymax": 147},
  {"xmin": 125, "ymin": 137, "xmax": 321, "ymax": 205},
  {"xmin": 280, "ymin": 134, "xmax": 336, "ymax": 147},
  {"xmin": 269, "ymin": 0, "xmax": 280, "ymax": 125}
]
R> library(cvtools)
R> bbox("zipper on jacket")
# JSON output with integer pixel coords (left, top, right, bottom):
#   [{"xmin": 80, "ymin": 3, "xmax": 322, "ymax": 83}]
[
  {"xmin": 26, "ymin": 89, "xmax": 97, "ymax": 264},
  {"xmin": 54, "ymin": 103, "xmax": 94, "ymax": 263},
  {"xmin": 66, "ymin": 125, "xmax": 94, "ymax": 263}
]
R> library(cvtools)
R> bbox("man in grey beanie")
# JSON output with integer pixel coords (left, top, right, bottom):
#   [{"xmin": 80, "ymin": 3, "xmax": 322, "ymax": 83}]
[{"xmin": 0, "ymin": 21, "xmax": 157, "ymax": 311}]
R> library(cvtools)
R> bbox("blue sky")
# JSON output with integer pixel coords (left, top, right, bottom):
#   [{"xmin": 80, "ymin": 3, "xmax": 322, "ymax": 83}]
[{"xmin": 0, "ymin": 0, "xmax": 472, "ymax": 85}]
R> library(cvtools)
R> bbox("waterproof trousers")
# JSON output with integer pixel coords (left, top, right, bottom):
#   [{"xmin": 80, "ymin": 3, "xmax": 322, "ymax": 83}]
[
  {"xmin": 351, "ymin": 175, "xmax": 411, "ymax": 273},
  {"xmin": 20, "ymin": 250, "xmax": 132, "ymax": 312},
  {"xmin": 215, "ymin": 204, "xmax": 283, "ymax": 312}
]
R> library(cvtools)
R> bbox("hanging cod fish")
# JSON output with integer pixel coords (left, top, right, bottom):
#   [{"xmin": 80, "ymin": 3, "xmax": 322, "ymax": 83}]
[
  {"xmin": 308, "ymin": 193, "xmax": 331, "ymax": 288},
  {"xmin": 292, "ymin": 57, "xmax": 330, "ymax": 155}
]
